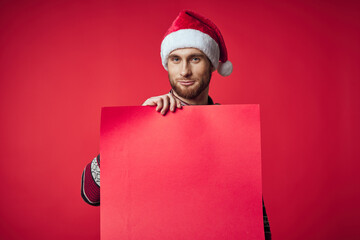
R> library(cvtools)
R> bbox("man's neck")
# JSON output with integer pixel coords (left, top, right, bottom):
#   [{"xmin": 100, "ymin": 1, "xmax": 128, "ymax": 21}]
[{"xmin": 171, "ymin": 87, "xmax": 210, "ymax": 105}]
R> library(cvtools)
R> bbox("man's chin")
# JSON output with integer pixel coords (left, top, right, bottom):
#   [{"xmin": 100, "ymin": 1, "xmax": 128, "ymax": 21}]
[{"xmin": 174, "ymin": 88, "xmax": 200, "ymax": 99}]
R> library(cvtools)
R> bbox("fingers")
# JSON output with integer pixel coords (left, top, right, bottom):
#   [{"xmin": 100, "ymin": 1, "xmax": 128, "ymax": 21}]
[
  {"xmin": 142, "ymin": 99, "xmax": 156, "ymax": 106},
  {"xmin": 161, "ymin": 96, "xmax": 169, "ymax": 115},
  {"xmin": 168, "ymin": 93, "xmax": 182, "ymax": 111},
  {"xmin": 142, "ymin": 93, "xmax": 182, "ymax": 116},
  {"xmin": 177, "ymin": 98, "xmax": 182, "ymax": 109},
  {"xmin": 154, "ymin": 98, "xmax": 164, "ymax": 112},
  {"xmin": 169, "ymin": 94, "xmax": 176, "ymax": 112}
]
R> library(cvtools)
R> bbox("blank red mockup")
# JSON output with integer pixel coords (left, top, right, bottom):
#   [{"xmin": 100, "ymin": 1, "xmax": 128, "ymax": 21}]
[{"xmin": 100, "ymin": 105, "xmax": 264, "ymax": 240}]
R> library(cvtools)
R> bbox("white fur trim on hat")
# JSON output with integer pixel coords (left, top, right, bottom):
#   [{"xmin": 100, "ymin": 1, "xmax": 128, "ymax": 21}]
[{"xmin": 161, "ymin": 29, "xmax": 220, "ymax": 70}]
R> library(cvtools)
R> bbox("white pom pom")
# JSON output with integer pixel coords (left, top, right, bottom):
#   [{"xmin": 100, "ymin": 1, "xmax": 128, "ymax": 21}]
[{"xmin": 217, "ymin": 61, "xmax": 233, "ymax": 76}]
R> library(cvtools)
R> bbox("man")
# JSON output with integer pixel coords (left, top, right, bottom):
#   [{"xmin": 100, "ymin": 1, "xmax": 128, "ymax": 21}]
[{"xmin": 81, "ymin": 10, "xmax": 271, "ymax": 239}]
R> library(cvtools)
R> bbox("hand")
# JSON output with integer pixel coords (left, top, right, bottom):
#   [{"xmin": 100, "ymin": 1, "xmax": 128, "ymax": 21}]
[{"xmin": 142, "ymin": 93, "xmax": 182, "ymax": 115}]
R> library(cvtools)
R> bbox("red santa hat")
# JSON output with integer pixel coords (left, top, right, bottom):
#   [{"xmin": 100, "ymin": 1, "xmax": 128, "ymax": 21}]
[{"xmin": 161, "ymin": 10, "xmax": 233, "ymax": 77}]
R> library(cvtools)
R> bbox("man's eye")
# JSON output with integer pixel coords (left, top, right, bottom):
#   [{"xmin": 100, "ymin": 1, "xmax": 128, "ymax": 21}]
[
  {"xmin": 171, "ymin": 57, "xmax": 180, "ymax": 62},
  {"xmin": 192, "ymin": 57, "xmax": 200, "ymax": 62}
]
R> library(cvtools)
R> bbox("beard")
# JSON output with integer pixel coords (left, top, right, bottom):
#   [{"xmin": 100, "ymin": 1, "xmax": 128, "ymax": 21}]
[{"xmin": 169, "ymin": 71, "xmax": 212, "ymax": 100}]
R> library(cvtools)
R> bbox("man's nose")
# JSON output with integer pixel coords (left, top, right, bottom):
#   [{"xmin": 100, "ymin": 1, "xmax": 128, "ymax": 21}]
[{"xmin": 180, "ymin": 62, "xmax": 192, "ymax": 77}]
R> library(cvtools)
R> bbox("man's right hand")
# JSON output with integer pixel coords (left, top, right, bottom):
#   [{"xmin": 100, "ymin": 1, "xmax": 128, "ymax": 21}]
[{"xmin": 142, "ymin": 93, "xmax": 182, "ymax": 115}]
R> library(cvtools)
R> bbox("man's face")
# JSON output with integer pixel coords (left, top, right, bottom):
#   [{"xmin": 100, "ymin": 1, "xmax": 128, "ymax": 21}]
[{"xmin": 167, "ymin": 48, "xmax": 212, "ymax": 100}]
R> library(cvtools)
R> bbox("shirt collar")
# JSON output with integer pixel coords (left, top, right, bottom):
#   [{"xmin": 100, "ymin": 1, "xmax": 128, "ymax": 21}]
[{"xmin": 169, "ymin": 89, "xmax": 215, "ymax": 106}]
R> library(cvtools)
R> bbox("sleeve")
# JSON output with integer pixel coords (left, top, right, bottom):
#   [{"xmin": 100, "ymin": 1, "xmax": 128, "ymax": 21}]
[
  {"xmin": 81, "ymin": 154, "xmax": 100, "ymax": 206},
  {"xmin": 263, "ymin": 199, "xmax": 272, "ymax": 240}
]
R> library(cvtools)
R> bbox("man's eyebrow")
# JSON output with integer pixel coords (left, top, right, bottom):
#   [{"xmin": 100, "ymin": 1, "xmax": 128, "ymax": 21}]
[
  {"xmin": 188, "ymin": 53, "xmax": 206, "ymax": 58},
  {"xmin": 168, "ymin": 54, "xmax": 180, "ymax": 58},
  {"xmin": 168, "ymin": 53, "xmax": 206, "ymax": 58}
]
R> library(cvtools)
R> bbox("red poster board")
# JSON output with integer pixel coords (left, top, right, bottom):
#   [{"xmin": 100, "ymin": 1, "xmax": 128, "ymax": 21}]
[{"xmin": 100, "ymin": 105, "xmax": 264, "ymax": 240}]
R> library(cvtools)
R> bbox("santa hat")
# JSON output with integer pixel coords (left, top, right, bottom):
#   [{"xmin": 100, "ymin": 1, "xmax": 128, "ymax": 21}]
[{"xmin": 161, "ymin": 10, "xmax": 233, "ymax": 77}]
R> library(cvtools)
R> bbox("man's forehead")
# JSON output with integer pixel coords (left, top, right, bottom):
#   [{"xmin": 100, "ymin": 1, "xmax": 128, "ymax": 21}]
[{"xmin": 169, "ymin": 48, "xmax": 206, "ymax": 56}]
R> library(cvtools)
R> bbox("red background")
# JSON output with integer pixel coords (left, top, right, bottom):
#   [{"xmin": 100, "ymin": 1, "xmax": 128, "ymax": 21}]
[{"xmin": 0, "ymin": 0, "xmax": 359, "ymax": 239}]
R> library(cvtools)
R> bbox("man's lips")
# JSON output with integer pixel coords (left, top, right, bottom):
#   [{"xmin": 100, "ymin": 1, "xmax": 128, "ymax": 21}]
[{"xmin": 177, "ymin": 80, "xmax": 195, "ymax": 86}]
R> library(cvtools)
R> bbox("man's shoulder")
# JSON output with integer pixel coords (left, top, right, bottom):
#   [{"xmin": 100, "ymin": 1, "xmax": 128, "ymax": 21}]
[{"xmin": 208, "ymin": 96, "xmax": 220, "ymax": 105}]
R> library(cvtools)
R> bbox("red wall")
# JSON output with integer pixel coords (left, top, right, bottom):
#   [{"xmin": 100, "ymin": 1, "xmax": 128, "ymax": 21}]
[{"xmin": 0, "ymin": 0, "xmax": 359, "ymax": 239}]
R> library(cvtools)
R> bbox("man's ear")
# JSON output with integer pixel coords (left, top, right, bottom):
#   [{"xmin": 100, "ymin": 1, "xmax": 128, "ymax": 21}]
[
  {"xmin": 207, "ymin": 57, "xmax": 216, "ymax": 72},
  {"xmin": 211, "ymin": 64, "xmax": 216, "ymax": 72}
]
